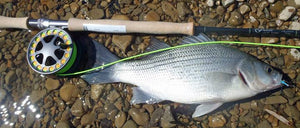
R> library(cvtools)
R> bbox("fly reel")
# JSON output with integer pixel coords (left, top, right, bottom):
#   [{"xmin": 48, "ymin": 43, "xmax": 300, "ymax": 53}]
[{"xmin": 26, "ymin": 28, "xmax": 77, "ymax": 74}]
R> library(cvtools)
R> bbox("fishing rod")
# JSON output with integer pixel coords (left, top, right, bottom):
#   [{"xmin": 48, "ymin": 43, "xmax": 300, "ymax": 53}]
[{"xmin": 1, "ymin": 16, "xmax": 300, "ymax": 37}]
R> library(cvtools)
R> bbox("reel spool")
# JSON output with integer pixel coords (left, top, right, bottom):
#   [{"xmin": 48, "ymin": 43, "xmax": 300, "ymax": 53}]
[{"xmin": 27, "ymin": 28, "xmax": 77, "ymax": 75}]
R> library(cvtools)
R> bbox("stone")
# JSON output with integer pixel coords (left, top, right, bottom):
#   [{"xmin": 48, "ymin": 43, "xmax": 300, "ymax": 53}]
[
  {"xmin": 269, "ymin": 1, "xmax": 284, "ymax": 13},
  {"xmin": 150, "ymin": 108, "xmax": 164, "ymax": 126},
  {"xmin": 81, "ymin": 112, "xmax": 96, "ymax": 126},
  {"xmin": 278, "ymin": 6, "xmax": 296, "ymax": 21},
  {"xmin": 129, "ymin": 108, "xmax": 149, "ymax": 125},
  {"xmin": 289, "ymin": 21, "xmax": 300, "ymax": 30},
  {"xmin": 144, "ymin": 10, "xmax": 160, "ymax": 21},
  {"xmin": 283, "ymin": 88, "xmax": 295, "ymax": 98},
  {"xmin": 111, "ymin": 14, "xmax": 130, "ymax": 20},
  {"xmin": 88, "ymin": 8, "xmax": 105, "ymax": 19},
  {"xmin": 239, "ymin": 4, "xmax": 251, "ymax": 15},
  {"xmin": 161, "ymin": 106, "xmax": 176, "ymax": 127},
  {"xmin": 11, "ymin": 44, "xmax": 19, "ymax": 57},
  {"xmin": 56, "ymin": 121, "xmax": 70, "ymax": 128},
  {"xmin": 49, "ymin": 12, "xmax": 58, "ymax": 20},
  {"xmin": 257, "ymin": 120, "xmax": 272, "ymax": 128},
  {"xmin": 208, "ymin": 114, "xmax": 227, "ymax": 127},
  {"xmin": 297, "ymin": 101, "xmax": 300, "ymax": 111},
  {"xmin": 107, "ymin": 90, "xmax": 120, "ymax": 103},
  {"xmin": 0, "ymin": 88, "xmax": 7, "ymax": 103},
  {"xmin": 115, "ymin": 111, "xmax": 126, "ymax": 128},
  {"xmin": 268, "ymin": 0, "xmax": 275, "ymax": 3},
  {"xmin": 5, "ymin": 70, "xmax": 16, "ymax": 85},
  {"xmin": 216, "ymin": 6, "xmax": 225, "ymax": 15},
  {"xmin": 261, "ymin": 37, "xmax": 279, "ymax": 43},
  {"xmin": 264, "ymin": 96, "xmax": 287, "ymax": 104},
  {"xmin": 198, "ymin": 15, "xmax": 218, "ymax": 27},
  {"xmin": 177, "ymin": 2, "xmax": 192, "ymax": 18},
  {"xmin": 71, "ymin": 99, "xmax": 85, "ymax": 117},
  {"xmin": 287, "ymin": 0, "xmax": 300, "ymax": 9},
  {"xmin": 222, "ymin": 0, "xmax": 235, "ymax": 7},
  {"xmin": 59, "ymin": 82, "xmax": 79, "ymax": 102},
  {"xmin": 70, "ymin": 2, "xmax": 79, "ymax": 14},
  {"xmin": 284, "ymin": 105, "xmax": 300, "ymax": 120},
  {"xmin": 30, "ymin": 89, "xmax": 46, "ymax": 103},
  {"xmin": 45, "ymin": 78, "xmax": 60, "ymax": 91},
  {"xmin": 161, "ymin": 1, "xmax": 178, "ymax": 21},
  {"xmin": 91, "ymin": 84, "xmax": 104, "ymax": 102},
  {"xmin": 112, "ymin": 35, "xmax": 133, "ymax": 52},
  {"xmin": 122, "ymin": 120, "xmax": 137, "ymax": 128},
  {"xmin": 0, "ymin": 0, "xmax": 12, "ymax": 4},
  {"xmin": 228, "ymin": 11, "xmax": 243, "ymax": 26},
  {"xmin": 207, "ymin": 0, "xmax": 214, "ymax": 7},
  {"xmin": 119, "ymin": 0, "xmax": 132, "ymax": 4}
]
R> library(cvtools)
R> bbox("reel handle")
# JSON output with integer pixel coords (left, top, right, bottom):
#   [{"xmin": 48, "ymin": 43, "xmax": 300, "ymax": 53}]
[
  {"xmin": 0, "ymin": 16, "xmax": 29, "ymax": 29},
  {"xmin": 68, "ymin": 18, "xmax": 194, "ymax": 35}
]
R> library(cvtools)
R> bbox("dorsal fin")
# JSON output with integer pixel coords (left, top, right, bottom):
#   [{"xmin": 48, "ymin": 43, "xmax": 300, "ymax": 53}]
[{"xmin": 181, "ymin": 33, "xmax": 213, "ymax": 44}]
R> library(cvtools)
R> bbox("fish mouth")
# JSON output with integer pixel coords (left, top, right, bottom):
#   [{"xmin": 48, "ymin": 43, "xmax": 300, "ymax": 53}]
[
  {"xmin": 239, "ymin": 71, "xmax": 249, "ymax": 87},
  {"xmin": 269, "ymin": 73, "xmax": 283, "ymax": 89}
]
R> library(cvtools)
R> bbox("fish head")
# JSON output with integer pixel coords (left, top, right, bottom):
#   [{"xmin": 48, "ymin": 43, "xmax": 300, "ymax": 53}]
[{"xmin": 239, "ymin": 58, "xmax": 282, "ymax": 92}]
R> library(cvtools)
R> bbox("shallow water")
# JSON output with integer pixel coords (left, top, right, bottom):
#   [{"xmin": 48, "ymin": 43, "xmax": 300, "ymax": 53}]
[{"xmin": 1, "ymin": 0, "xmax": 300, "ymax": 128}]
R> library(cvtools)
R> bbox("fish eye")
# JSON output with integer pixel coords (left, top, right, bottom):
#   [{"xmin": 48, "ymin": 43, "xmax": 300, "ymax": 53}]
[{"xmin": 266, "ymin": 67, "xmax": 273, "ymax": 73}]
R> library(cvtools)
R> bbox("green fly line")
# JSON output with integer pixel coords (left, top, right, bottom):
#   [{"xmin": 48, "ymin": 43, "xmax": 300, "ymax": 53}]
[{"xmin": 58, "ymin": 41, "xmax": 300, "ymax": 76}]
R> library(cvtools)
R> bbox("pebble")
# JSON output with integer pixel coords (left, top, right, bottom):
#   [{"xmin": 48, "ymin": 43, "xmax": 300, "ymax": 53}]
[
  {"xmin": 45, "ymin": 78, "xmax": 60, "ymax": 91},
  {"xmin": 287, "ymin": 0, "xmax": 300, "ymax": 9},
  {"xmin": 144, "ymin": 10, "xmax": 160, "ymax": 21},
  {"xmin": 112, "ymin": 35, "xmax": 133, "ymax": 52},
  {"xmin": 30, "ymin": 89, "xmax": 46, "ymax": 103},
  {"xmin": 11, "ymin": 44, "xmax": 19, "ymax": 56},
  {"xmin": 269, "ymin": 1, "xmax": 284, "ymax": 13},
  {"xmin": 208, "ymin": 114, "xmax": 227, "ymax": 127},
  {"xmin": 239, "ymin": 4, "xmax": 251, "ymax": 15},
  {"xmin": 263, "ymin": 96, "xmax": 287, "ymax": 104},
  {"xmin": 122, "ymin": 120, "xmax": 137, "ymax": 128},
  {"xmin": 59, "ymin": 82, "xmax": 79, "ymax": 102},
  {"xmin": 129, "ymin": 108, "xmax": 149, "ymax": 125},
  {"xmin": 49, "ymin": 12, "xmax": 58, "ymax": 20},
  {"xmin": 222, "ymin": 0, "xmax": 235, "ymax": 7},
  {"xmin": 207, "ymin": 0, "xmax": 214, "ymax": 7},
  {"xmin": 177, "ymin": 2, "xmax": 192, "ymax": 18},
  {"xmin": 261, "ymin": 37, "xmax": 279, "ymax": 44},
  {"xmin": 228, "ymin": 11, "xmax": 243, "ymax": 26},
  {"xmin": 70, "ymin": 2, "xmax": 79, "ymax": 14},
  {"xmin": 160, "ymin": 106, "xmax": 176, "ymax": 127},
  {"xmin": 283, "ymin": 88, "xmax": 295, "ymax": 98},
  {"xmin": 119, "ymin": 0, "xmax": 133, "ymax": 4},
  {"xmin": 88, "ymin": 8, "xmax": 105, "ymax": 19},
  {"xmin": 257, "ymin": 120, "xmax": 272, "ymax": 128},
  {"xmin": 216, "ymin": 6, "xmax": 225, "ymax": 15},
  {"xmin": 284, "ymin": 105, "xmax": 300, "ymax": 120},
  {"xmin": 5, "ymin": 70, "xmax": 16, "ymax": 85},
  {"xmin": 161, "ymin": 1, "xmax": 178, "ymax": 21},
  {"xmin": 289, "ymin": 21, "xmax": 300, "ymax": 30},
  {"xmin": 81, "ymin": 112, "xmax": 96, "ymax": 126},
  {"xmin": 107, "ymin": 90, "xmax": 120, "ymax": 103},
  {"xmin": 278, "ymin": 6, "xmax": 296, "ymax": 21},
  {"xmin": 150, "ymin": 108, "xmax": 164, "ymax": 126},
  {"xmin": 91, "ymin": 84, "xmax": 104, "ymax": 102},
  {"xmin": 56, "ymin": 121, "xmax": 70, "ymax": 128},
  {"xmin": 71, "ymin": 98, "xmax": 85, "ymax": 117},
  {"xmin": 115, "ymin": 111, "xmax": 126, "ymax": 128},
  {"xmin": 0, "ymin": 88, "xmax": 7, "ymax": 103}
]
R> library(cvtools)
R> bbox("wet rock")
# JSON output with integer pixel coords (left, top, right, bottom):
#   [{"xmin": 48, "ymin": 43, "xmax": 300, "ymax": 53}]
[
  {"xmin": 222, "ymin": 0, "xmax": 235, "ymax": 7},
  {"xmin": 122, "ymin": 120, "xmax": 137, "ymax": 128},
  {"xmin": 239, "ymin": 4, "xmax": 251, "ymax": 15},
  {"xmin": 107, "ymin": 90, "xmax": 120, "ymax": 103},
  {"xmin": 70, "ymin": 2, "xmax": 79, "ymax": 14},
  {"xmin": 289, "ymin": 21, "xmax": 300, "ymax": 30},
  {"xmin": 263, "ymin": 96, "xmax": 287, "ymax": 104},
  {"xmin": 150, "ymin": 108, "xmax": 164, "ymax": 126},
  {"xmin": 284, "ymin": 105, "xmax": 300, "ymax": 120},
  {"xmin": 0, "ymin": 88, "xmax": 7, "ymax": 103},
  {"xmin": 208, "ymin": 114, "xmax": 227, "ymax": 127},
  {"xmin": 71, "ymin": 99, "xmax": 85, "ymax": 117},
  {"xmin": 269, "ymin": 1, "xmax": 284, "ymax": 13},
  {"xmin": 45, "ymin": 78, "xmax": 60, "ymax": 91},
  {"xmin": 278, "ymin": 6, "xmax": 296, "ymax": 21},
  {"xmin": 261, "ymin": 37, "xmax": 279, "ymax": 44},
  {"xmin": 81, "ymin": 112, "xmax": 96, "ymax": 126},
  {"xmin": 30, "ymin": 89, "xmax": 46, "ymax": 103},
  {"xmin": 129, "ymin": 108, "xmax": 149, "ymax": 125},
  {"xmin": 161, "ymin": 106, "xmax": 176, "ymax": 127},
  {"xmin": 56, "ymin": 121, "xmax": 70, "ymax": 128},
  {"xmin": 115, "ymin": 111, "xmax": 126, "ymax": 128},
  {"xmin": 257, "ymin": 120, "xmax": 272, "ymax": 128},
  {"xmin": 91, "ymin": 84, "xmax": 104, "ymax": 102},
  {"xmin": 59, "ymin": 82, "xmax": 79, "ymax": 102},
  {"xmin": 88, "ymin": 8, "xmax": 105, "ymax": 19},
  {"xmin": 177, "ymin": 2, "xmax": 192, "ymax": 19},
  {"xmin": 5, "ymin": 70, "xmax": 16, "ymax": 85},
  {"xmin": 207, "ymin": 0, "xmax": 214, "ymax": 7},
  {"xmin": 112, "ymin": 35, "xmax": 133, "ymax": 52},
  {"xmin": 228, "ymin": 11, "xmax": 243, "ymax": 26},
  {"xmin": 144, "ymin": 10, "xmax": 160, "ymax": 21},
  {"xmin": 161, "ymin": 1, "xmax": 178, "ymax": 21}
]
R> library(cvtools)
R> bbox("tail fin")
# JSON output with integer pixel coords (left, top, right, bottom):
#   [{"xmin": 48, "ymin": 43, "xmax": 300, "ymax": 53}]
[{"xmin": 81, "ymin": 40, "xmax": 120, "ymax": 84}]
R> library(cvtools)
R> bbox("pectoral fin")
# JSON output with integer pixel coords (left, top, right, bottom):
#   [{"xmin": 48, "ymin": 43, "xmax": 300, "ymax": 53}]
[
  {"xmin": 192, "ymin": 103, "xmax": 223, "ymax": 118},
  {"xmin": 130, "ymin": 87, "xmax": 163, "ymax": 104}
]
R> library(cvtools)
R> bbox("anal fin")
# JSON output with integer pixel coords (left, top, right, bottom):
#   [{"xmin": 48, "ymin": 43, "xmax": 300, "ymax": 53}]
[
  {"xmin": 130, "ymin": 87, "xmax": 162, "ymax": 104},
  {"xmin": 192, "ymin": 103, "xmax": 223, "ymax": 117}
]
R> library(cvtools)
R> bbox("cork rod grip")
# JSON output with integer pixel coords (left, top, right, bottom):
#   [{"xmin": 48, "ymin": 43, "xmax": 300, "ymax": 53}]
[
  {"xmin": 68, "ymin": 18, "xmax": 194, "ymax": 35},
  {"xmin": 0, "ymin": 16, "xmax": 29, "ymax": 29}
]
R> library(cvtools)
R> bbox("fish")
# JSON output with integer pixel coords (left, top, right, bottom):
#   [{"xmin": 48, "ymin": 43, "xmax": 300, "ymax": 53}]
[{"xmin": 82, "ymin": 34, "xmax": 283, "ymax": 117}]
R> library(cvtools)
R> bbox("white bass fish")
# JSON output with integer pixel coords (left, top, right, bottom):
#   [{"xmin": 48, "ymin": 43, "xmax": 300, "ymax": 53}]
[{"xmin": 82, "ymin": 34, "xmax": 283, "ymax": 117}]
